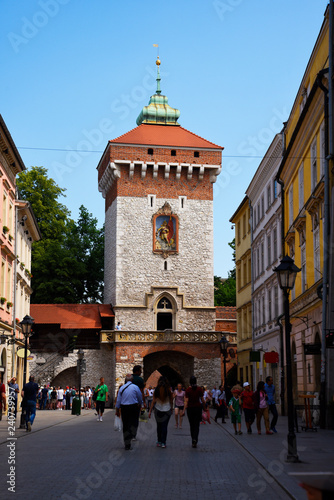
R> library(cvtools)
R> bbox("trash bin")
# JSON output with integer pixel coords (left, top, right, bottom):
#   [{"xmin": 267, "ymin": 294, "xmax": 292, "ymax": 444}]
[{"xmin": 72, "ymin": 396, "xmax": 81, "ymax": 416}]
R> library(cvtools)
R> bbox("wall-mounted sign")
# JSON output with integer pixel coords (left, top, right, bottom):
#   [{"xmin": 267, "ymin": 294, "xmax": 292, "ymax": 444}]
[
  {"xmin": 17, "ymin": 348, "xmax": 30, "ymax": 358},
  {"xmin": 304, "ymin": 344, "xmax": 321, "ymax": 355}
]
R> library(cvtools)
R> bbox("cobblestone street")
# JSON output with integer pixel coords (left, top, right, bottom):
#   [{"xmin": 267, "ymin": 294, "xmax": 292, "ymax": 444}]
[{"xmin": 1, "ymin": 409, "xmax": 327, "ymax": 500}]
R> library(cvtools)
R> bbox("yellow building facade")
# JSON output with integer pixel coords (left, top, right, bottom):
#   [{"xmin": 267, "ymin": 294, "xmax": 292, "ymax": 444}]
[
  {"xmin": 230, "ymin": 196, "xmax": 253, "ymax": 386},
  {"xmin": 276, "ymin": 9, "xmax": 329, "ymax": 408}
]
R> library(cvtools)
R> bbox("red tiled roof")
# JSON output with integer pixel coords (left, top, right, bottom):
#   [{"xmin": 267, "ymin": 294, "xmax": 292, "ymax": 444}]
[
  {"xmin": 109, "ymin": 124, "xmax": 223, "ymax": 150},
  {"xmin": 216, "ymin": 306, "xmax": 237, "ymax": 320},
  {"xmin": 30, "ymin": 304, "xmax": 114, "ymax": 330}
]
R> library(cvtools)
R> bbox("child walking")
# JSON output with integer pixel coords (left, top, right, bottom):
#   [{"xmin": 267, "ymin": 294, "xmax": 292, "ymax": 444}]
[{"xmin": 229, "ymin": 387, "xmax": 242, "ymax": 435}]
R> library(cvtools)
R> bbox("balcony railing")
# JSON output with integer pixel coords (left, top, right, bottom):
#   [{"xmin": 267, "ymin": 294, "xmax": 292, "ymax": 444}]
[{"xmin": 100, "ymin": 330, "xmax": 223, "ymax": 343}]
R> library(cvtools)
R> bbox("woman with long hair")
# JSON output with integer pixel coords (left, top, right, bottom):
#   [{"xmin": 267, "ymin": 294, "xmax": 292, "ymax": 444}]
[
  {"xmin": 148, "ymin": 376, "xmax": 173, "ymax": 448},
  {"xmin": 173, "ymin": 383, "xmax": 185, "ymax": 429},
  {"xmin": 254, "ymin": 380, "xmax": 273, "ymax": 435},
  {"xmin": 183, "ymin": 375, "xmax": 206, "ymax": 448}
]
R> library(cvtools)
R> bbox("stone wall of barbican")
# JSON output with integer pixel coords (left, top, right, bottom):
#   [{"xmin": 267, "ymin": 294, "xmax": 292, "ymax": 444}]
[
  {"xmin": 104, "ymin": 196, "xmax": 215, "ymax": 331},
  {"xmin": 98, "ymin": 144, "xmax": 222, "ymax": 182},
  {"xmin": 30, "ymin": 347, "xmax": 115, "ymax": 406},
  {"xmin": 194, "ymin": 357, "xmax": 222, "ymax": 389},
  {"xmin": 105, "ymin": 166, "xmax": 214, "ymax": 211}
]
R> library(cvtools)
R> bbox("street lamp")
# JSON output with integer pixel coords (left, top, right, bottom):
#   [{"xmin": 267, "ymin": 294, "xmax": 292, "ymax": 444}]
[
  {"xmin": 19, "ymin": 314, "xmax": 34, "ymax": 429},
  {"xmin": 77, "ymin": 348, "xmax": 85, "ymax": 409},
  {"xmin": 274, "ymin": 255, "xmax": 300, "ymax": 463},
  {"xmin": 219, "ymin": 335, "xmax": 229, "ymax": 386}
]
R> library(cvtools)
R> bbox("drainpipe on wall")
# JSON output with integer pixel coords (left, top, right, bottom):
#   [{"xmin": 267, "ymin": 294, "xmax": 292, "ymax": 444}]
[{"xmin": 11, "ymin": 198, "xmax": 18, "ymax": 378}]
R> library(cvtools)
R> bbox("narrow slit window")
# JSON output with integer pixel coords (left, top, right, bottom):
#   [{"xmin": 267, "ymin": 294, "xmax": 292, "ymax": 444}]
[
  {"xmin": 164, "ymin": 261, "xmax": 168, "ymax": 270},
  {"xmin": 194, "ymin": 151, "xmax": 200, "ymax": 158},
  {"xmin": 148, "ymin": 148, "xmax": 153, "ymax": 155},
  {"xmin": 171, "ymin": 150, "xmax": 176, "ymax": 156}
]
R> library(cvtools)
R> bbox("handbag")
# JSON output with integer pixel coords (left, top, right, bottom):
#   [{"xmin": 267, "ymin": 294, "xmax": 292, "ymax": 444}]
[{"xmin": 139, "ymin": 409, "xmax": 149, "ymax": 422}]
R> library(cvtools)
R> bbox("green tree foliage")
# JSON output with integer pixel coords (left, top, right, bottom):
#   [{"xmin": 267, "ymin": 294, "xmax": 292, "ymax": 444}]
[
  {"xmin": 214, "ymin": 239, "xmax": 236, "ymax": 306},
  {"xmin": 17, "ymin": 167, "xmax": 104, "ymax": 304}
]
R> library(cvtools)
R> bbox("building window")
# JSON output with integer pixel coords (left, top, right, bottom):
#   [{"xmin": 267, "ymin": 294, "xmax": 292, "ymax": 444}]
[
  {"xmin": 237, "ymin": 221, "xmax": 241, "ymax": 244},
  {"xmin": 262, "ymin": 296, "xmax": 265, "ymax": 325},
  {"xmin": 148, "ymin": 148, "xmax": 154, "ymax": 155},
  {"xmin": 148, "ymin": 194, "xmax": 156, "ymax": 209},
  {"xmin": 301, "ymin": 242, "xmax": 306, "ymax": 293},
  {"xmin": 298, "ymin": 163, "xmax": 304, "ymax": 211},
  {"xmin": 311, "ymin": 138, "xmax": 317, "ymax": 191},
  {"xmin": 267, "ymin": 185, "xmax": 271, "ymax": 209},
  {"xmin": 314, "ymin": 225, "xmax": 320, "ymax": 282},
  {"xmin": 243, "ymin": 213, "xmax": 246, "ymax": 237},
  {"xmin": 156, "ymin": 296, "xmax": 174, "ymax": 331},
  {"xmin": 179, "ymin": 196, "xmax": 186, "ymax": 209},
  {"xmin": 273, "ymin": 227, "xmax": 277, "ymax": 262},
  {"xmin": 267, "ymin": 233, "xmax": 271, "ymax": 267},
  {"xmin": 261, "ymin": 195, "xmax": 264, "ymax": 219},
  {"xmin": 261, "ymin": 242, "xmax": 264, "ymax": 273},
  {"xmin": 289, "ymin": 185, "xmax": 294, "ymax": 226},
  {"xmin": 171, "ymin": 150, "xmax": 176, "ymax": 156},
  {"xmin": 320, "ymin": 122, "xmax": 326, "ymax": 178},
  {"xmin": 274, "ymin": 179, "xmax": 278, "ymax": 199},
  {"xmin": 257, "ymin": 247, "xmax": 260, "ymax": 278},
  {"xmin": 194, "ymin": 151, "xmax": 200, "ymax": 158},
  {"xmin": 274, "ymin": 285, "xmax": 278, "ymax": 319},
  {"xmin": 268, "ymin": 288, "xmax": 272, "ymax": 321}
]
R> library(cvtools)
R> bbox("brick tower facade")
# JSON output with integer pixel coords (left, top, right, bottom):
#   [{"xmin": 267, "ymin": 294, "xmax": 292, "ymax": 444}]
[{"xmin": 97, "ymin": 58, "xmax": 223, "ymax": 391}]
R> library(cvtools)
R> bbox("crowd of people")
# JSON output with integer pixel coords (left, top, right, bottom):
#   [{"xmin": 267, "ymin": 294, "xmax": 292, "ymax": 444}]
[{"xmin": 2, "ymin": 368, "xmax": 278, "ymax": 447}]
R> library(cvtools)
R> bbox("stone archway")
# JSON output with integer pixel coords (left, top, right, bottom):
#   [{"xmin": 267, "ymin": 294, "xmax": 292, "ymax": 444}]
[
  {"xmin": 144, "ymin": 350, "xmax": 194, "ymax": 389},
  {"xmin": 51, "ymin": 367, "xmax": 78, "ymax": 389}
]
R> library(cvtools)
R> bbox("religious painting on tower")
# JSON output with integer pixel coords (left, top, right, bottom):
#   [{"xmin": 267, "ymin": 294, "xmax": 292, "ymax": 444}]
[{"xmin": 153, "ymin": 212, "xmax": 178, "ymax": 256}]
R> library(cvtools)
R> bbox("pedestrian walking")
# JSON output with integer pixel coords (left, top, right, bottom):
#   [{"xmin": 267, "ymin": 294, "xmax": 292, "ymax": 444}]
[
  {"xmin": 65, "ymin": 387, "xmax": 71, "ymax": 410},
  {"xmin": 147, "ymin": 386, "xmax": 154, "ymax": 413},
  {"xmin": 57, "ymin": 386, "xmax": 64, "ymax": 410},
  {"xmin": 115, "ymin": 374, "xmax": 143, "ymax": 450},
  {"xmin": 148, "ymin": 376, "xmax": 173, "ymax": 448},
  {"xmin": 0, "ymin": 380, "xmax": 6, "ymax": 419},
  {"xmin": 132, "ymin": 365, "xmax": 145, "ymax": 437},
  {"xmin": 240, "ymin": 382, "xmax": 255, "ymax": 434},
  {"xmin": 39, "ymin": 385, "xmax": 48, "ymax": 410},
  {"xmin": 254, "ymin": 381, "xmax": 273, "ymax": 435},
  {"xmin": 173, "ymin": 383, "xmax": 185, "ymax": 429},
  {"xmin": 7, "ymin": 377, "xmax": 19, "ymax": 417},
  {"xmin": 50, "ymin": 387, "xmax": 57, "ymax": 410},
  {"xmin": 265, "ymin": 376, "xmax": 278, "ymax": 433},
  {"xmin": 229, "ymin": 387, "xmax": 242, "ymax": 435},
  {"xmin": 183, "ymin": 375, "xmax": 205, "ymax": 448},
  {"xmin": 21, "ymin": 376, "xmax": 39, "ymax": 432},
  {"xmin": 94, "ymin": 377, "xmax": 108, "ymax": 422},
  {"xmin": 214, "ymin": 384, "xmax": 226, "ymax": 423}
]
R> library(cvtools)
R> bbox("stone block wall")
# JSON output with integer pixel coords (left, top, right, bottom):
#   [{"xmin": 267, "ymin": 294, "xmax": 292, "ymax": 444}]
[
  {"xmin": 104, "ymin": 196, "xmax": 214, "ymax": 331},
  {"xmin": 194, "ymin": 357, "xmax": 221, "ymax": 389}
]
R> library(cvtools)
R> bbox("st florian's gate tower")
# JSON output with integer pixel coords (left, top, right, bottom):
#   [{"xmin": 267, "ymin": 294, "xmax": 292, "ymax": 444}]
[{"xmin": 97, "ymin": 58, "xmax": 223, "ymax": 394}]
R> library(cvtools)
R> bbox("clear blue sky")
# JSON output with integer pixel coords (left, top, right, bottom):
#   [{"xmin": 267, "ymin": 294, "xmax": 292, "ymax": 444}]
[{"xmin": 0, "ymin": 0, "xmax": 329, "ymax": 277}]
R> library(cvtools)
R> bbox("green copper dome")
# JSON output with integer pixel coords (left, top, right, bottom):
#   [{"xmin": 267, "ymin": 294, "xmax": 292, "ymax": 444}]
[{"xmin": 136, "ymin": 57, "xmax": 180, "ymax": 126}]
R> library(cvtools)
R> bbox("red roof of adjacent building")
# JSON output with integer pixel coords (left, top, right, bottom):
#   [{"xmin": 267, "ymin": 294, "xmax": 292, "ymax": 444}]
[
  {"xmin": 30, "ymin": 304, "xmax": 114, "ymax": 330},
  {"xmin": 109, "ymin": 124, "xmax": 223, "ymax": 150}
]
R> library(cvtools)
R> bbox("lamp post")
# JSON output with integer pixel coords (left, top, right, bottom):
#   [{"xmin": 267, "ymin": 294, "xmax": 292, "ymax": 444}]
[
  {"xmin": 274, "ymin": 255, "xmax": 300, "ymax": 462},
  {"xmin": 19, "ymin": 315, "xmax": 34, "ymax": 429},
  {"xmin": 219, "ymin": 335, "xmax": 229, "ymax": 386},
  {"xmin": 77, "ymin": 349, "xmax": 85, "ymax": 409}
]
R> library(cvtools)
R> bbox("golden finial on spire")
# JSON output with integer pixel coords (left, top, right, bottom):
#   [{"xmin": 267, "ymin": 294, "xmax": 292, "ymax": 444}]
[{"xmin": 156, "ymin": 56, "xmax": 161, "ymax": 66}]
